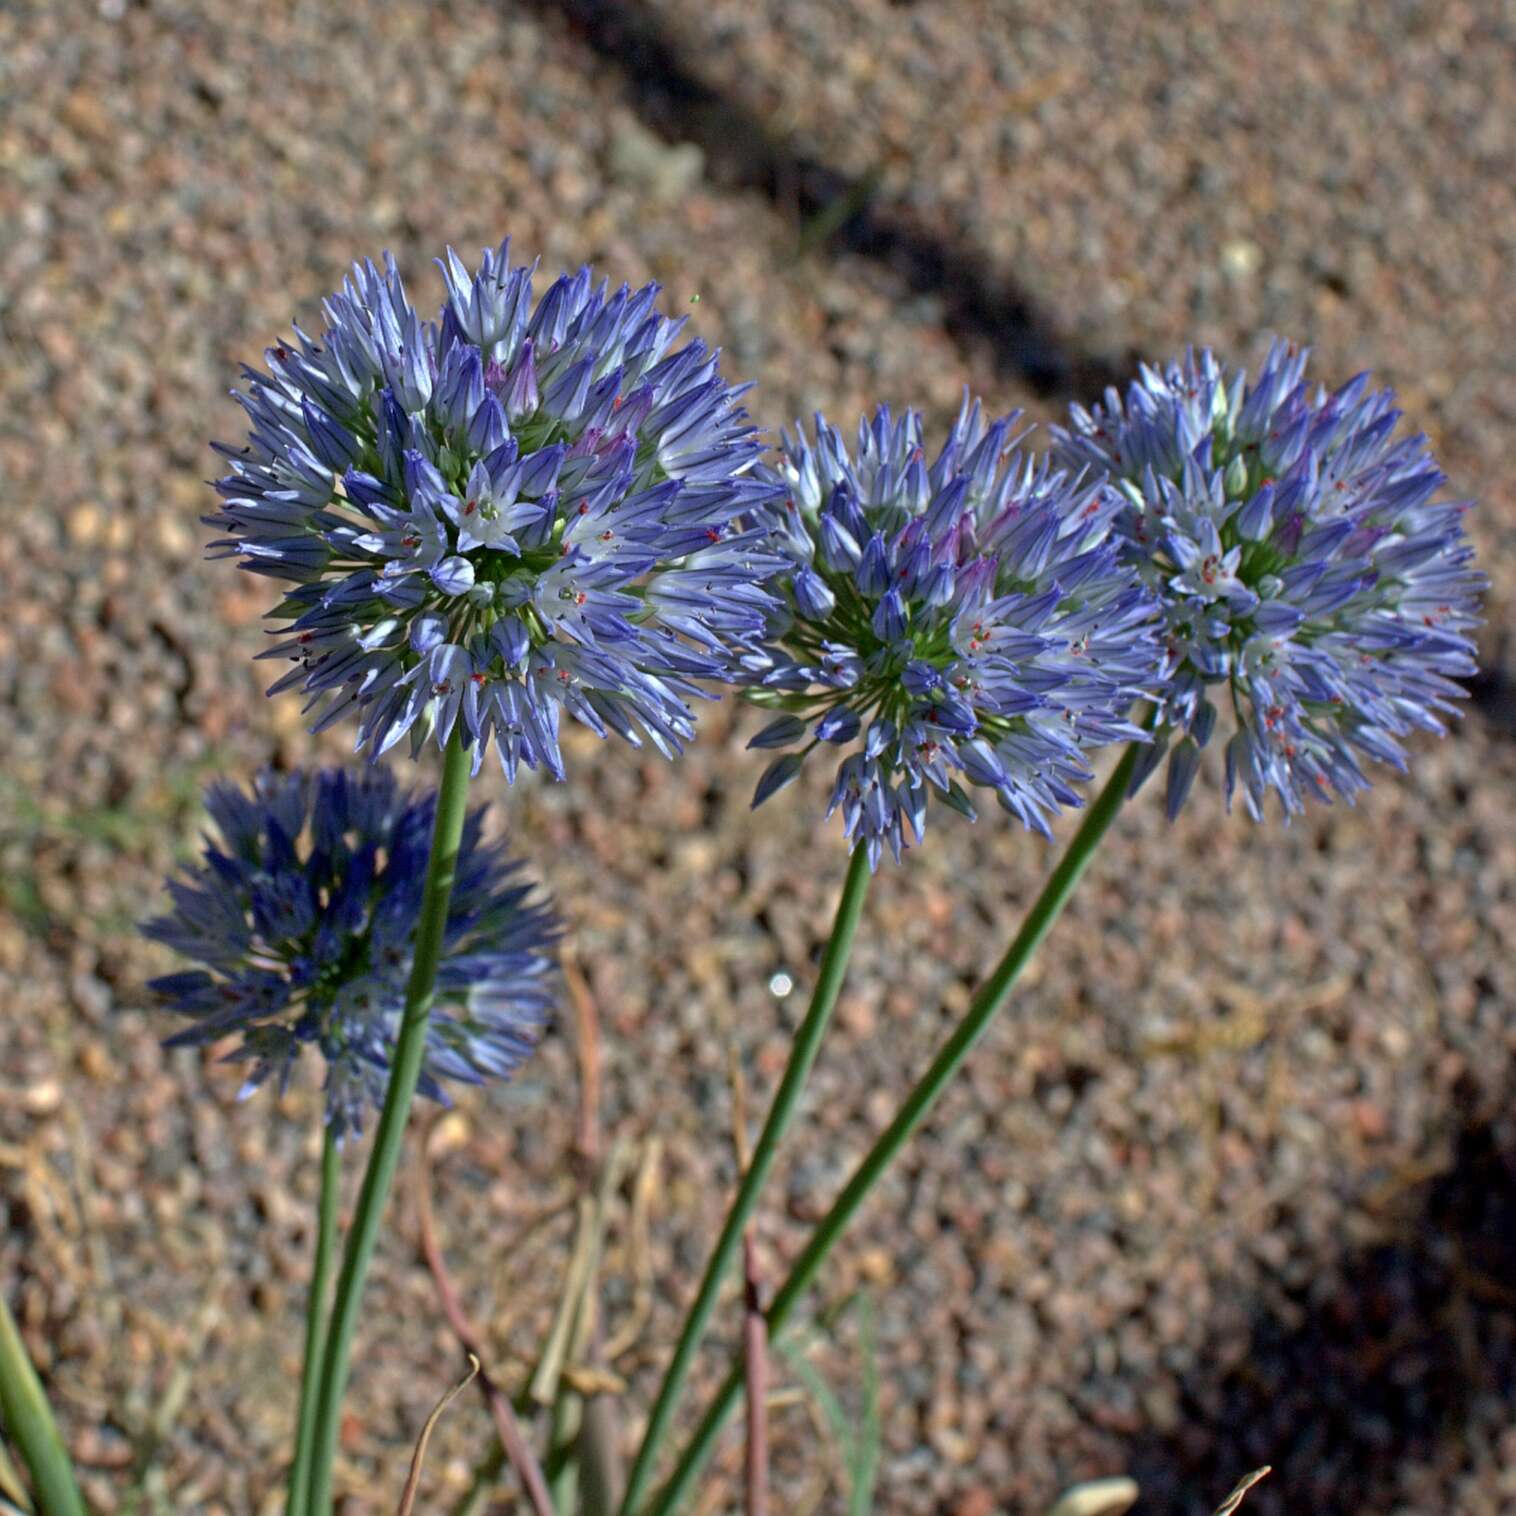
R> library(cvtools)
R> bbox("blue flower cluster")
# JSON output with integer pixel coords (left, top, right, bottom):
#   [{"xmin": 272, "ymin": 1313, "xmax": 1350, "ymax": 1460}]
[
  {"xmin": 142, "ymin": 769, "xmax": 559, "ymax": 1138},
  {"xmin": 1052, "ymin": 341, "xmax": 1484, "ymax": 819},
  {"xmin": 207, "ymin": 243, "xmax": 781, "ymax": 780},
  {"xmin": 204, "ymin": 246, "xmax": 1484, "ymax": 844},
  {"xmin": 739, "ymin": 400, "xmax": 1159, "ymax": 866}
]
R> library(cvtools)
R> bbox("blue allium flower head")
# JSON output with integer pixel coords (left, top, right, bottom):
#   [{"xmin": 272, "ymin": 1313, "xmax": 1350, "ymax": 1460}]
[
  {"xmin": 739, "ymin": 398, "xmax": 1160, "ymax": 867},
  {"xmin": 207, "ymin": 243, "xmax": 783, "ymax": 780},
  {"xmin": 1051, "ymin": 341, "xmax": 1484, "ymax": 820},
  {"xmin": 141, "ymin": 768, "xmax": 560, "ymax": 1138}
]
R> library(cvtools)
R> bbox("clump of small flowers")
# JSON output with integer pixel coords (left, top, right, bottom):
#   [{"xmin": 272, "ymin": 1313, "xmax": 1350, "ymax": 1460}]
[
  {"xmin": 739, "ymin": 399, "xmax": 1159, "ymax": 866},
  {"xmin": 207, "ymin": 242, "xmax": 782, "ymax": 779},
  {"xmin": 141, "ymin": 768, "xmax": 559, "ymax": 1138},
  {"xmin": 1051, "ymin": 341, "xmax": 1484, "ymax": 818}
]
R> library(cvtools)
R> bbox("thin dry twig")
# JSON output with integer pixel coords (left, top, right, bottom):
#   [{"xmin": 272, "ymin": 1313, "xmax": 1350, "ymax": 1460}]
[
  {"xmin": 396, "ymin": 1356, "xmax": 479, "ymax": 1516},
  {"xmin": 0, "ymin": 1439, "xmax": 33, "ymax": 1514},
  {"xmin": 602, "ymin": 1137, "xmax": 662, "ymax": 1363},
  {"xmin": 729, "ymin": 1043, "xmax": 752, "ymax": 1171},
  {"xmin": 1212, "ymin": 1467, "xmax": 1271, "ymax": 1516},
  {"xmin": 562, "ymin": 945, "xmax": 603, "ymax": 1167},
  {"xmin": 415, "ymin": 1141, "xmax": 556, "ymax": 1516},
  {"xmin": 532, "ymin": 1194, "xmax": 601, "ymax": 1407},
  {"xmin": 531, "ymin": 1138, "xmax": 631, "ymax": 1406}
]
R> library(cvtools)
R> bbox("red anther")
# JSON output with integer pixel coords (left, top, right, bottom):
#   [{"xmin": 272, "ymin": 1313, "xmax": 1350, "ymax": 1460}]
[
  {"xmin": 432, "ymin": 679, "xmax": 452, "ymax": 695},
  {"xmin": 273, "ymin": 345, "xmax": 289, "ymax": 360},
  {"xmin": 612, "ymin": 393, "xmax": 623, "ymax": 409},
  {"xmin": 464, "ymin": 499, "xmax": 478, "ymax": 515},
  {"xmin": 785, "ymin": 496, "xmax": 796, "ymax": 511},
  {"xmin": 706, "ymin": 527, "xmax": 722, "ymax": 542},
  {"xmin": 575, "ymin": 592, "xmax": 587, "ymax": 605},
  {"xmin": 471, "ymin": 672, "xmax": 488, "ymax": 685},
  {"xmin": 600, "ymin": 529, "xmax": 614, "ymax": 542},
  {"xmin": 401, "ymin": 535, "xmax": 421, "ymax": 548},
  {"xmin": 298, "ymin": 631, "xmax": 315, "ymax": 644},
  {"xmin": 578, "ymin": 502, "xmax": 589, "ymax": 514}
]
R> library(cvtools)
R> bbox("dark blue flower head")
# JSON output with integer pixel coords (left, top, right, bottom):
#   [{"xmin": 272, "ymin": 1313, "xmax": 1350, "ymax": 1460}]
[
  {"xmin": 739, "ymin": 398, "xmax": 1159, "ymax": 867},
  {"xmin": 207, "ymin": 243, "xmax": 783, "ymax": 780},
  {"xmin": 141, "ymin": 768, "xmax": 559, "ymax": 1139},
  {"xmin": 1051, "ymin": 341, "xmax": 1484, "ymax": 820}
]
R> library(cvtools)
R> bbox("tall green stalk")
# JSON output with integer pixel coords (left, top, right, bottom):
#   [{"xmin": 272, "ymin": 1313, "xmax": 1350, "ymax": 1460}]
[
  {"xmin": 637, "ymin": 744, "xmax": 1139, "ymax": 1516},
  {"xmin": 619, "ymin": 844, "xmax": 873, "ymax": 1516},
  {"xmin": 0, "ymin": 1284, "xmax": 86, "ymax": 1516},
  {"xmin": 303, "ymin": 728, "xmax": 474, "ymax": 1515},
  {"xmin": 286, "ymin": 1127, "xmax": 342, "ymax": 1516}
]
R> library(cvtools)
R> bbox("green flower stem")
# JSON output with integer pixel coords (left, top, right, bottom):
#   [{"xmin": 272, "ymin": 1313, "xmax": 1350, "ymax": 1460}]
[
  {"xmin": 637, "ymin": 743, "xmax": 1139, "ymax": 1516},
  {"xmin": 0, "ymin": 1281, "xmax": 86, "ymax": 1516},
  {"xmin": 619, "ymin": 843, "xmax": 873, "ymax": 1516},
  {"xmin": 286, "ymin": 1126, "xmax": 342, "ymax": 1516},
  {"xmin": 303, "ymin": 727, "xmax": 474, "ymax": 1515}
]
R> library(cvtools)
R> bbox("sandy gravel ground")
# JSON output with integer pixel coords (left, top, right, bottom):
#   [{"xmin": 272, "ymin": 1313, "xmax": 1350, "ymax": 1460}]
[{"xmin": 1, "ymin": 1, "xmax": 1514, "ymax": 1512}]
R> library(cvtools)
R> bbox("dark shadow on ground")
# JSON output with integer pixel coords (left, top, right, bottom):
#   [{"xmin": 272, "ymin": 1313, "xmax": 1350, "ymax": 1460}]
[
  {"xmin": 1467, "ymin": 664, "xmax": 1516, "ymax": 738},
  {"xmin": 527, "ymin": 0, "xmax": 1135, "ymax": 400},
  {"xmin": 1123, "ymin": 1119, "xmax": 1516, "ymax": 1514}
]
